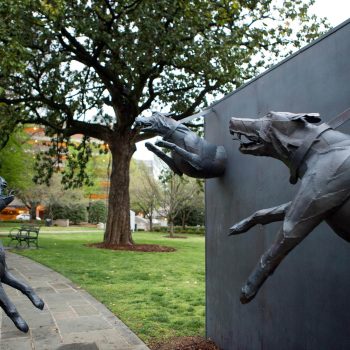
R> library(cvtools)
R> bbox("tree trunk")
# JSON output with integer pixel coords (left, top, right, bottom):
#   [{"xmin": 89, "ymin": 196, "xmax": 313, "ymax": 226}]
[
  {"xmin": 149, "ymin": 216, "xmax": 153, "ymax": 231},
  {"xmin": 29, "ymin": 201, "xmax": 38, "ymax": 220},
  {"xmin": 169, "ymin": 220, "xmax": 174, "ymax": 238},
  {"xmin": 181, "ymin": 211, "xmax": 186, "ymax": 230},
  {"xmin": 149, "ymin": 203, "xmax": 153, "ymax": 231},
  {"xmin": 104, "ymin": 134, "xmax": 135, "ymax": 246}
]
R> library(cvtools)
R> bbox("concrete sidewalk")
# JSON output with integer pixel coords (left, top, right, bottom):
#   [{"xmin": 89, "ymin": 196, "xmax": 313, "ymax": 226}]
[{"xmin": 0, "ymin": 252, "xmax": 150, "ymax": 350}]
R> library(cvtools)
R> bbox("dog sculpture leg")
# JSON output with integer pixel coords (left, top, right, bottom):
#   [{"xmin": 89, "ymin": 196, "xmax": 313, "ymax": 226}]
[
  {"xmin": 155, "ymin": 140, "xmax": 203, "ymax": 171},
  {"xmin": 0, "ymin": 247, "xmax": 44, "ymax": 332},
  {"xmin": 240, "ymin": 163, "xmax": 350, "ymax": 304},
  {"xmin": 229, "ymin": 202, "xmax": 291, "ymax": 235},
  {"xmin": 2, "ymin": 270, "xmax": 44, "ymax": 309},
  {"xmin": 0, "ymin": 282, "xmax": 29, "ymax": 332},
  {"xmin": 145, "ymin": 142, "xmax": 183, "ymax": 175}
]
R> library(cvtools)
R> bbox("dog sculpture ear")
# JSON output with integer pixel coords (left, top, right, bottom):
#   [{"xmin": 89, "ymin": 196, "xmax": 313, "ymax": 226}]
[{"xmin": 290, "ymin": 113, "xmax": 321, "ymax": 124}]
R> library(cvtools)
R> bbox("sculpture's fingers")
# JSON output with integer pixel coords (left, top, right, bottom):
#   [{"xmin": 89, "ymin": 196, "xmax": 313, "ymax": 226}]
[
  {"xmin": 156, "ymin": 140, "xmax": 174, "ymax": 149},
  {"xmin": 145, "ymin": 142, "xmax": 157, "ymax": 150},
  {"xmin": 0, "ymin": 284, "xmax": 29, "ymax": 332},
  {"xmin": 2, "ymin": 271, "xmax": 44, "ymax": 310}
]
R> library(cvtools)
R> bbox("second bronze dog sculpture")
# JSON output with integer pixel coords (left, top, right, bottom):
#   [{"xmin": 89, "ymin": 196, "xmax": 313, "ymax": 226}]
[
  {"xmin": 135, "ymin": 112, "xmax": 227, "ymax": 178},
  {"xmin": 229, "ymin": 111, "xmax": 350, "ymax": 303}
]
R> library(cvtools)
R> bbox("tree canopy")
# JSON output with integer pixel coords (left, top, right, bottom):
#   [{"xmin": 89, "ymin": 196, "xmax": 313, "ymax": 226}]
[{"xmin": 0, "ymin": 0, "xmax": 328, "ymax": 245}]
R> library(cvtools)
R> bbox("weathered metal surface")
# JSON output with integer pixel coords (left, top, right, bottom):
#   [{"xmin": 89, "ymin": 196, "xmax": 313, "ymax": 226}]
[
  {"xmin": 205, "ymin": 19, "xmax": 350, "ymax": 350},
  {"xmin": 135, "ymin": 112, "xmax": 227, "ymax": 178},
  {"xmin": 0, "ymin": 176, "xmax": 44, "ymax": 332}
]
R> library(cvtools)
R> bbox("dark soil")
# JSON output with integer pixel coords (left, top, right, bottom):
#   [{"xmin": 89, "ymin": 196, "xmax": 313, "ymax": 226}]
[
  {"xmin": 151, "ymin": 336, "xmax": 220, "ymax": 350},
  {"xmin": 87, "ymin": 242, "xmax": 176, "ymax": 253}
]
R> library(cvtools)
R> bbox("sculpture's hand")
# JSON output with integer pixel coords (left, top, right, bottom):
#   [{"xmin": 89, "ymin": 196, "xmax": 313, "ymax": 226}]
[{"xmin": 155, "ymin": 140, "xmax": 176, "ymax": 150}]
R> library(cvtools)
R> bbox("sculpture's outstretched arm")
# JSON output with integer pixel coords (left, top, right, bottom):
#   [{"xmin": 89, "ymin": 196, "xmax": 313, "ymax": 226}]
[
  {"xmin": 155, "ymin": 140, "xmax": 203, "ymax": 171},
  {"xmin": 229, "ymin": 202, "xmax": 291, "ymax": 235},
  {"xmin": 145, "ymin": 142, "xmax": 183, "ymax": 176}
]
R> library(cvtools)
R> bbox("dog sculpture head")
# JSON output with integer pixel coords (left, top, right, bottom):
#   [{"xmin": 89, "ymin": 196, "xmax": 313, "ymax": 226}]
[
  {"xmin": 229, "ymin": 111, "xmax": 321, "ymax": 162},
  {"xmin": 134, "ymin": 112, "xmax": 178, "ymax": 136}
]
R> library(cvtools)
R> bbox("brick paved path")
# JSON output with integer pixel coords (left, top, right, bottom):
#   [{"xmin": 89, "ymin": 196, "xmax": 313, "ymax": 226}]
[{"xmin": 0, "ymin": 252, "xmax": 150, "ymax": 350}]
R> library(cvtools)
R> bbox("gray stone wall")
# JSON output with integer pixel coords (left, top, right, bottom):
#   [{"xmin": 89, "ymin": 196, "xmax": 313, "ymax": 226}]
[{"xmin": 205, "ymin": 19, "xmax": 350, "ymax": 350}]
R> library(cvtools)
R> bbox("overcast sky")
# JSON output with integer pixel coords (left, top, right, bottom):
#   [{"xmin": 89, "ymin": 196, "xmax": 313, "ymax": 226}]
[{"xmin": 133, "ymin": 0, "xmax": 350, "ymax": 161}]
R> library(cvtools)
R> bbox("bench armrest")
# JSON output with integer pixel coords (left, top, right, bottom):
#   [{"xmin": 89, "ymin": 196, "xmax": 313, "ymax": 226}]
[{"xmin": 8, "ymin": 228, "xmax": 20, "ymax": 237}]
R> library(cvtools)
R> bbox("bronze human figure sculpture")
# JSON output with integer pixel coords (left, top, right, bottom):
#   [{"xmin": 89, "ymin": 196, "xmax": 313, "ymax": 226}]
[
  {"xmin": 0, "ymin": 176, "xmax": 44, "ymax": 332},
  {"xmin": 135, "ymin": 112, "xmax": 227, "ymax": 178},
  {"xmin": 228, "ymin": 111, "xmax": 350, "ymax": 304}
]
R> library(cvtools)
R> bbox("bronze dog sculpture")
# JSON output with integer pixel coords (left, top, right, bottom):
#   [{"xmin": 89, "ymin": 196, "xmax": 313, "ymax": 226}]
[
  {"xmin": 135, "ymin": 112, "xmax": 227, "ymax": 178},
  {"xmin": 0, "ymin": 176, "xmax": 44, "ymax": 332},
  {"xmin": 228, "ymin": 111, "xmax": 350, "ymax": 303}
]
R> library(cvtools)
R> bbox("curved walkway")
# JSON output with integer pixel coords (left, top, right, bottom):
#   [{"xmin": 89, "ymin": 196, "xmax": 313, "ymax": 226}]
[{"xmin": 0, "ymin": 252, "xmax": 150, "ymax": 350}]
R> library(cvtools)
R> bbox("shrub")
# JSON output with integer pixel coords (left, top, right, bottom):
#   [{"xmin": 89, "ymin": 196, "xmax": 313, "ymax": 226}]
[
  {"xmin": 88, "ymin": 201, "xmax": 107, "ymax": 224},
  {"xmin": 45, "ymin": 202, "xmax": 87, "ymax": 224},
  {"xmin": 69, "ymin": 204, "xmax": 87, "ymax": 224}
]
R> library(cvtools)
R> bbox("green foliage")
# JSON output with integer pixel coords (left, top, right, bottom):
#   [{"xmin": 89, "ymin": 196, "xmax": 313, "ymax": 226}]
[
  {"xmin": 88, "ymin": 200, "xmax": 107, "ymax": 224},
  {"xmin": 5, "ymin": 230, "xmax": 206, "ymax": 344},
  {"xmin": 174, "ymin": 206, "xmax": 205, "ymax": 226},
  {"xmin": 0, "ymin": 128, "xmax": 34, "ymax": 191},
  {"xmin": 0, "ymin": 0, "xmax": 329, "ymax": 149},
  {"xmin": 46, "ymin": 202, "xmax": 87, "ymax": 224}
]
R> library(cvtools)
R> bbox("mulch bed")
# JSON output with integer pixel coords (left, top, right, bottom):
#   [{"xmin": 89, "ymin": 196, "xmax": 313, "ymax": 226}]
[
  {"xmin": 150, "ymin": 336, "xmax": 220, "ymax": 350},
  {"xmin": 87, "ymin": 242, "xmax": 176, "ymax": 252}
]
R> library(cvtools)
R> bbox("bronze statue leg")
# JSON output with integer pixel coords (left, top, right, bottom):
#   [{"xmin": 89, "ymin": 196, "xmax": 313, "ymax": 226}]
[
  {"xmin": 2, "ymin": 270, "xmax": 44, "ymax": 309},
  {"xmin": 229, "ymin": 202, "xmax": 291, "ymax": 235},
  {"xmin": 0, "ymin": 283, "xmax": 29, "ymax": 332},
  {"xmin": 155, "ymin": 140, "xmax": 203, "ymax": 170},
  {"xmin": 145, "ymin": 142, "xmax": 183, "ymax": 175},
  {"xmin": 240, "ymin": 167, "xmax": 350, "ymax": 303}
]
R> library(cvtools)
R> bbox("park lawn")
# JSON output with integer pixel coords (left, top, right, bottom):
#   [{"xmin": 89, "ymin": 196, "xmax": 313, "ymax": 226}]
[{"xmin": 1, "ymin": 230, "xmax": 205, "ymax": 345}]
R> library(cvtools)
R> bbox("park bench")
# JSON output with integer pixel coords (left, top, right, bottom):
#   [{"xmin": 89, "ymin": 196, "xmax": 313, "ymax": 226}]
[{"xmin": 8, "ymin": 224, "xmax": 41, "ymax": 248}]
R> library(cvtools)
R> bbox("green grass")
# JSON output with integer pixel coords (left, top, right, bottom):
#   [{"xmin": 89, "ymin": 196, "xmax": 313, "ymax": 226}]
[{"xmin": 0, "ymin": 226, "xmax": 205, "ymax": 345}]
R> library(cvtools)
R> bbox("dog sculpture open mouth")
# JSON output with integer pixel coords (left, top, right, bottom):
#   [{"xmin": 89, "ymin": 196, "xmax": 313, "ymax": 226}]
[
  {"xmin": 134, "ymin": 120, "xmax": 153, "ymax": 132},
  {"xmin": 230, "ymin": 130, "xmax": 263, "ymax": 152}
]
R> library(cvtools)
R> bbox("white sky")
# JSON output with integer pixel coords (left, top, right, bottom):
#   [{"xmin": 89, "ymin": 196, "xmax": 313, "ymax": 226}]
[{"xmin": 133, "ymin": 0, "xmax": 350, "ymax": 161}]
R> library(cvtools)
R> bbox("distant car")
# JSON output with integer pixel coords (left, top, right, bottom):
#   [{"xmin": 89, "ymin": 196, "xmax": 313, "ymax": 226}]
[{"xmin": 16, "ymin": 213, "xmax": 30, "ymax": 221}]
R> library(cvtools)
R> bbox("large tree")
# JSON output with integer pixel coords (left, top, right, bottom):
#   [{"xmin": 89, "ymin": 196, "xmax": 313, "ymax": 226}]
[{"xmin": 0, "ymin": 0, "xmax": 327, "ymax": 245}]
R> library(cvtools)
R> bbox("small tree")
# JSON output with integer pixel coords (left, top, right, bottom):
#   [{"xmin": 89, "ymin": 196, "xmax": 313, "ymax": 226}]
[
  {"xmin": 176, "ymin": 182, "xmax": 205, "ymax": 229},
  {"xmin": 159, "ymin": 170, "xmax": 199, "ymax": 237},
  {"xmin": 130, "ymin": 161, "xmax": 160, "ymax": 231}
]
